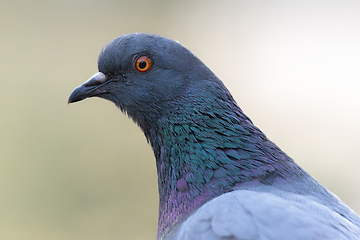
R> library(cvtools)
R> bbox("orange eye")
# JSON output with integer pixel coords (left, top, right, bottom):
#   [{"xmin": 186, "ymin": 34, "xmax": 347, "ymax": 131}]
[{"xmin": 135, "ymin": 56, "xmax": 152, "ymax": 72}]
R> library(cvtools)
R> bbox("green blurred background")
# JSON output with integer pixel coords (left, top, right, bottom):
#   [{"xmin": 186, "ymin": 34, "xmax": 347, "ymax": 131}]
[{"xmin": 1, "ymin": 0, "xmax": 360, "ymax": 239}]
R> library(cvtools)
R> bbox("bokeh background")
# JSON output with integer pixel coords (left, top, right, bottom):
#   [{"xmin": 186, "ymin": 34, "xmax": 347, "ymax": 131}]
[{"xmin": 1, "ymin": 0, "xmax": 360, "ymax": 239}]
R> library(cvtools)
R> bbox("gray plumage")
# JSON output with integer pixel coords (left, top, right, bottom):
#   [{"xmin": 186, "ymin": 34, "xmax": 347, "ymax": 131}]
[{"xmin": 68, "ymin": 33, "xmax": 360, "ymax": 240}]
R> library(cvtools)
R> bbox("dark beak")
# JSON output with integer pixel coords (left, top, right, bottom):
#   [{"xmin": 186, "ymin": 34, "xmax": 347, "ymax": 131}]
[{"xmin": 68, "ymin": 72, "xmax": 108, "ymax": 104}]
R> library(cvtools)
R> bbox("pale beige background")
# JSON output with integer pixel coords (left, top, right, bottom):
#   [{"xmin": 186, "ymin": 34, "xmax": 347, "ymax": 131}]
[{"xmin": 1, "ymin": 0, "xmax": 359, "ymax": 239}]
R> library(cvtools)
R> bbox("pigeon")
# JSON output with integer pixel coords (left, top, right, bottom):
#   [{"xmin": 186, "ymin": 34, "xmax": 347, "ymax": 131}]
[{"xmin": 68, "ymin": 33, "xmax": 360, "ymax": 240}]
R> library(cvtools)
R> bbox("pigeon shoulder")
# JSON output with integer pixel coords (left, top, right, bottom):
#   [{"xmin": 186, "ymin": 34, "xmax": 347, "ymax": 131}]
[{"xmin": 172, "ymin": 190, "xmax": 360, "ymax": 240}]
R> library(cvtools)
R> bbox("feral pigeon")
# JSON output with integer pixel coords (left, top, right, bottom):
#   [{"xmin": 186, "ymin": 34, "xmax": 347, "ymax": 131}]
[{"xmin": 68, "ymin": 33, "xmax": 360, "ymax": 240}]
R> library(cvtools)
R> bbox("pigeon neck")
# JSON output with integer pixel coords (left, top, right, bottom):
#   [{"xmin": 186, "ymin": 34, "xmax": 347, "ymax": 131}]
[{"xmin": 143, "ymin": 96, "xmax": 300, "ymax": 239}]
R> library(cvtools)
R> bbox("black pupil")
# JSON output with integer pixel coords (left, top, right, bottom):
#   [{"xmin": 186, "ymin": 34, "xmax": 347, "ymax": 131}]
[{"xmin": 139, "ymin": 61, "xmax": 147, "ymax": 69}]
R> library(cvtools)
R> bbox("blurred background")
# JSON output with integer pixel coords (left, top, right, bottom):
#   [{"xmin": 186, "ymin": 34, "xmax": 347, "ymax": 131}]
[{"xmin": 1, "ymin": 0, "xmax": 360, "ymax": 239}]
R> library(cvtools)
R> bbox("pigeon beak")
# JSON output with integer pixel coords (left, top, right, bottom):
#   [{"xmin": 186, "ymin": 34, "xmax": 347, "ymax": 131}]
[{"xmin": 68, "ymin": 72, "xmax": 108, "ymax": 104}]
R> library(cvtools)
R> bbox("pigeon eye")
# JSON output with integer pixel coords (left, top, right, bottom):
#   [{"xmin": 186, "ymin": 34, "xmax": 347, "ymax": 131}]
[{"xmin": 135, "ymin": 56, "xmax": 152, "ymax": 72}]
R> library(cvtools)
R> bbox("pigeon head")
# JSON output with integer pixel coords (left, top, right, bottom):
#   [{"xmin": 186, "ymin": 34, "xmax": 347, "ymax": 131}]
[{"xmin": 68, "ymin": 33, "xmax": 229, "ymax": 130}]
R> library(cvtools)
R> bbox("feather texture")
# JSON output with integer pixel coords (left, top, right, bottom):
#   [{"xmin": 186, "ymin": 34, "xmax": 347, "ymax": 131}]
[{"xmin": 68, "ymin": 33, "xmax": 360, "ymax": 240}]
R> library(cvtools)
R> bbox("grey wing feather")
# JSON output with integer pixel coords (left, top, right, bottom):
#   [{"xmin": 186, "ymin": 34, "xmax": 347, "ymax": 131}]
[{"xmin": 174, "ymin": 190, "xmax": 360, "ymax": 240}]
